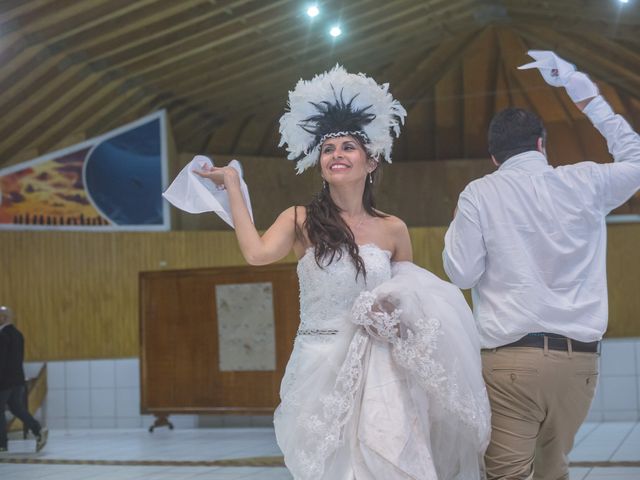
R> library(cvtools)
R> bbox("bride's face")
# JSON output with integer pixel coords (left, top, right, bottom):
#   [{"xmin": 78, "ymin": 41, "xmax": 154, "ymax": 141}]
[{"xmin": 319, "ymin": 136, "xmax": 374, "ymax": 186}]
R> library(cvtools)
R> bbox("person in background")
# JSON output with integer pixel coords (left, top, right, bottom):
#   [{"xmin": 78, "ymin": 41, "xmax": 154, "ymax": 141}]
[{"xmin": 0, "ymin": 306, "xmax": 48, "ymax": 453}]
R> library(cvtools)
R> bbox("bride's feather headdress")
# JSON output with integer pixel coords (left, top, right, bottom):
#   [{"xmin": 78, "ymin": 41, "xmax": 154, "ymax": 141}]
[{"xmin": 279, "ymin": 65, "xmax": 407, "ymax": 174}]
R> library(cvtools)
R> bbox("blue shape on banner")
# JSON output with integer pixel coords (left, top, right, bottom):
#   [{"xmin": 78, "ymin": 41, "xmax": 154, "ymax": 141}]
[{"xmin": 85, "ymin": 119, "xmax": 163, "ymax": 225}]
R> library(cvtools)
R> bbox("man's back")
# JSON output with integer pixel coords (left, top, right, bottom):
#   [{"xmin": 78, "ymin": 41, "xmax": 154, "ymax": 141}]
[
  {"xmin": 444, "ymin": 96, "xmax": 640, "ymax": 349},
  {"xmin": 462, "ymin": 153, "xmax": 609, "ymax": 346},
  {"xmin": 444, "ymin": 50, "xmax": 640, "ymax": 480}
]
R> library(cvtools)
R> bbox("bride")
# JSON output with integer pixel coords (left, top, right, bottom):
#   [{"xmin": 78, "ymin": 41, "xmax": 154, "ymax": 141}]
[{"xmin": 166, "ymin": 66, "xmax": 490, "ymax": 479}]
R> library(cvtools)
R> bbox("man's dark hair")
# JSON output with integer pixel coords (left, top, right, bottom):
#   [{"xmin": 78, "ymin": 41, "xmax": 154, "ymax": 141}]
[{"xmin": 488, "ymin": 108, "xmax": 547, "ymax": 164}]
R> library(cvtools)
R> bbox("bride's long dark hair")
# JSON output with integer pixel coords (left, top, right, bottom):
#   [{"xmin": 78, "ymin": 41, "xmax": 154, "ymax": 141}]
[{"xmin": 295, "ymin": 137, "xmax": 387, "ymax": 280}]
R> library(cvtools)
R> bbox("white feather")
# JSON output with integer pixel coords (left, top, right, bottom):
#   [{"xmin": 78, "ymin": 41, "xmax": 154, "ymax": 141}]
[{"xmin": 278, "ymin": 65, "xmax": 406, "ymax": 174}]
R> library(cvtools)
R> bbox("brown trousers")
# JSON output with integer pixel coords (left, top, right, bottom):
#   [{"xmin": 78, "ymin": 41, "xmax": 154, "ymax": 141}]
[{"xmin": 482, "ymin": 346, "xmax": 598, "ymax": 480}]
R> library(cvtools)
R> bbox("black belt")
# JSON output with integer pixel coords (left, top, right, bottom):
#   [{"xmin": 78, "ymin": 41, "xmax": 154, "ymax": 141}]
[{"xmin": 494, "ymin": 333, "xmax": 599, "ymax": 353}]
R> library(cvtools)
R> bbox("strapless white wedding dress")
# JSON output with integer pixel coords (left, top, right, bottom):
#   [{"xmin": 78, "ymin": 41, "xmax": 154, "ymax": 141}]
[{"xmin": 274, "ymin": 244, "xmax": 491, "ymax": 480}]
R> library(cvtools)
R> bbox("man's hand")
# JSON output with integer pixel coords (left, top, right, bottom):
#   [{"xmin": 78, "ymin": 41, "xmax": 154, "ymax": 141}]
[{"xmin": 518, "ymin": 50, "xmax": 599, "ymax": 103}]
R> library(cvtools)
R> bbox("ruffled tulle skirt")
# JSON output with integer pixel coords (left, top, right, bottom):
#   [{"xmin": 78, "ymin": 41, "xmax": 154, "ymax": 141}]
[{"xmin": 274, "ymin": 262, "xmax": 491, "ymax": 480}]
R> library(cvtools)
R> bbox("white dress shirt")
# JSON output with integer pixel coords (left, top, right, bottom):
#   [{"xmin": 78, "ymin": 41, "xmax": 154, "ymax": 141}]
[{"xmin": 443, "ymin": 96, "xmax": 640, "ymax": 348}]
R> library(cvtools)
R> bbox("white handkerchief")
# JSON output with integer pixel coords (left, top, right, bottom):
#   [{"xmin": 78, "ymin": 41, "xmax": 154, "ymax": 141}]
[
  {"xmin": 517, "ymin": 50, "xmax": 576, "ymax": 87},
  {"xmin": 162, "ymin": 155, "xmax": 253, "ymax": 228}
]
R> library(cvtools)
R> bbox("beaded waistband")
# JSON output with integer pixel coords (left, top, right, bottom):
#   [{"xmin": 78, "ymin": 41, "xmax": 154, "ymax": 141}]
[{"xmin": 297, "ymin": 329, "xmax": 338, "ymax": 336}]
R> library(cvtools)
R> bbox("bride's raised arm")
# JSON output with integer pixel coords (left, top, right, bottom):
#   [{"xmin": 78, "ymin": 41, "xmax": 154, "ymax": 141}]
[{"xmin": 193, "ymin": 163, "xmax": 299, "ymax": 266}]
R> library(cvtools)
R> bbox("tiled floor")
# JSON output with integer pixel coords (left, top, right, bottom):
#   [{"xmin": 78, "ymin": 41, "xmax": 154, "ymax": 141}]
[{"xmin": 0, "ymin": 422, "xmax": 639, "ymax": 479}]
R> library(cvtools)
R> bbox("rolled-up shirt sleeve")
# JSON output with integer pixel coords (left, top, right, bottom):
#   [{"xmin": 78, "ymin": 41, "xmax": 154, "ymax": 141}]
[
  {"xmin": 443, "ymin": 189, "xmax": 487, "ymax": 289},
  {"xmin": 583, "ymin": 96, "xmax": 640, "ymax": 214}
]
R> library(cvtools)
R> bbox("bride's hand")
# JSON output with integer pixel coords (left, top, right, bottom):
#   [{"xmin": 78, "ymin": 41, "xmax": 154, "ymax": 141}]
[{"xmin": 193, "ymin": 164, "xmax": 240, "ymax": 189}]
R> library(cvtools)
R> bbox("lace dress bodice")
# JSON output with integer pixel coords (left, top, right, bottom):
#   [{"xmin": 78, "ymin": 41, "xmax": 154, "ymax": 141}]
[{"xmin": 296, "ymin": 244, "xmax": 392, "ymax": 334}]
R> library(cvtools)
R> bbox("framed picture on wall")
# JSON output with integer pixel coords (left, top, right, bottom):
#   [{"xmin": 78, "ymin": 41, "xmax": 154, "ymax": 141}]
[{"xmin": 0, "ymin": 110, "xmax": 170, "ymax": 231}]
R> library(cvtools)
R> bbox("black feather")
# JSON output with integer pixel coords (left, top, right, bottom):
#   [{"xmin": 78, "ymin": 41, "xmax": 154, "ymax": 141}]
[{"xmin": 297, "ymin": 85, "xmax": 376, "ymax": 156}]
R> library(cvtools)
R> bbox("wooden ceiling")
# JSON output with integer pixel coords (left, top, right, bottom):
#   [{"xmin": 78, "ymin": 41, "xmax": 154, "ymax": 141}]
[{"xmin": 1, "ymin": 0, "xmax": 639, "ymax": 168}]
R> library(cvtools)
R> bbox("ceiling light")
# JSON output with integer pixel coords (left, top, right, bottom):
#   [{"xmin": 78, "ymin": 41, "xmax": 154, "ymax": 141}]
[
  {"xmin": 307, "ymin": 5, "xmax": 319, "ymax": 17},
  {"xmin": 329, "ymin": 25, "xmax": 342, "ymax": 37},
  {"xmin": 619, "ymin": 0, "xmax": 629, "ymax": 3}
]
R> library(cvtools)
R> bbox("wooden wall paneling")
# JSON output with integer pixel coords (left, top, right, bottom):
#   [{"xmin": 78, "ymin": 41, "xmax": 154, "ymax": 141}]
[
  {"xmin": 544, "ymin": 122, "xmax": 584, "ymax": 166},
  {"xmin": 393, "ymin": 29, "xmax": 477, "ymax": 105},
  {"xmin": 376, "ymin": 161, "xmax": 436, "ymax": 226},
  {"xmin": 565, "ymin": 33, "xmax": 640, "ymax": 82},
  {"xmin": 443, "ymin": 158, "xmax": 494, "ymax": 217},
  {"xmin": 605, "ymin": 224, "xmax": 640, "ymax": 338},
  {"xmin": 391, "ymin": 46, "xmax": 442, "ymax": 162},
  {"xmin": 495, "ymin": 29, "xmax": 535, "ymax": 112},
  {"xmin": 408, "ymin": 226, "xmax": 447, "ymax": 280},
  {"xmin": 0, "ymin": 230, "xmax": 265, "ymax": 361},
  {"xmin": 553, "ymin": 85, "xmax": 585, "ymax": 123},
  {"xmin": 500, "ymin": 29, "xmax": 570, "ymax": 122},
  {"xmin": 462, "ymin": 27, "xmax": 497, "ymax": 158},
  {"xmin": 405, "ymin": 97, "xmax": 435, "ymax": 163},
  {"xmin": 598, "ymin": 83, "xmax": 628, "ymax": 115},
  {"xmin": 1, "ymin": 221, "xmax": 638, "ymax": 364},
  {"xmin": 493, "ymin": 61, "xmax": 512, "ymax": 113},
  {"xmin": 627, "ymin": 97, "xmax": 640, "ymax": 129},
  {"xmin": 574, "ymin": 116, "xmax": 611, "ymax": 164},
  {"xmin": 434, "ymin": 65, "xmax": 463, "ymax": 159}
]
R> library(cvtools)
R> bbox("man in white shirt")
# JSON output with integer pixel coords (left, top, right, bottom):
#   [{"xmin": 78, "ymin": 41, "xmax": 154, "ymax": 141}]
[{"xmin": 443, "ymin": 51, "xmax": 640, "ymax": 480}]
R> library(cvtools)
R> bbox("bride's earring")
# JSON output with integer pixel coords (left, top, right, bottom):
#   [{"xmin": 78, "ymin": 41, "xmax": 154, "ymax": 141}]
[
  {"xmin": 323, "ymin": 179, "xmax": 328, "ymax": 189},
  {"xmin": 368, "ymin": 172, "xmax": 373, "ymax": 184}
]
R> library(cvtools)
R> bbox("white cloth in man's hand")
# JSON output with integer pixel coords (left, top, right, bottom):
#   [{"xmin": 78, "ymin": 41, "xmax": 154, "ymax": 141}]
[
  {"xmin": 162, "ymin": 155, "xmax": 253, "ymax": 228},
  {"xmin": 518, "ymin": 50, "xmax": 599, "ymax": 102}
]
